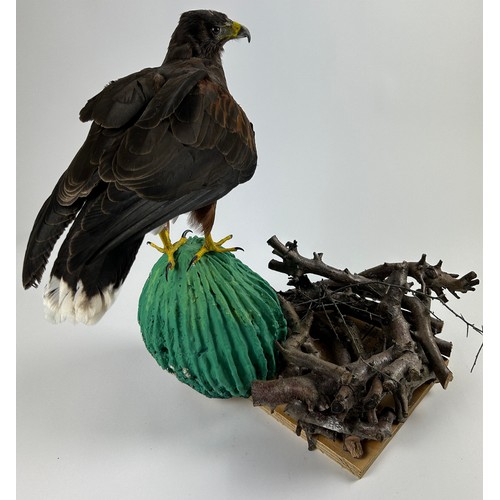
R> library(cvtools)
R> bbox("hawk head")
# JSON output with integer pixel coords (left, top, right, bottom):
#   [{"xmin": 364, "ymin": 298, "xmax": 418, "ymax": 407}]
[{"xmin": 166, "ymin": 10, "xmax": 251, "ymax": 61}]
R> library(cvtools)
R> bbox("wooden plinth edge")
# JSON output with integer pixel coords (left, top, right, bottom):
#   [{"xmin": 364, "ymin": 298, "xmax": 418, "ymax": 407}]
[{"xmin": 258, "ymin": 379, "xmax": 438, "ymax": 478}]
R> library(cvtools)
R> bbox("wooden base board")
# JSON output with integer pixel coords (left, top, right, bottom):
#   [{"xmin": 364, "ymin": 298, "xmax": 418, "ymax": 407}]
[{"xmin": 259, "ymin": 379, "xmax": 438, "ymax": 478}]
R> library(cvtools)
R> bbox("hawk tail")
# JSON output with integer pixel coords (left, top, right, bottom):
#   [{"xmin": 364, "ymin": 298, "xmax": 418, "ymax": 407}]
[{"xmin": 43, "ymin": 236, "xmax": 143, "ymax": 325}]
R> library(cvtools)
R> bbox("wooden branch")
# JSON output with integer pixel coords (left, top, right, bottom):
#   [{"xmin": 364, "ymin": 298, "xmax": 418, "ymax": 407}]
[
  {"xmin": 252, "ymin": 236, "xmax": 480, "ymax": 454},
  {"xmin": 382, "ymin": 351, "xmax": 422, "ymax": 392},
  {"xmin": 286, "ymin": 402, "xmax": 396, "ymax": 444},
  {"xmin": 269, "ymin": 236, "xmax": 479, "ymax": 302},
  {"xmin": 329, "ymin": 305, "xmax": 366, "ymax": 359},
  {"xmin": 251, "ymin": 375, "xmax": 323, "ymax": 412},
  {"xmin": 267, "ymin": 235, "xmax": 367, "ymax": 287},
  {"xmin": 363, "ymin": 376, "xmax": 384, "ymax": 409},
  {"xmin": 434, "ymin": 337, "xmax": 453, "ymax": 358},
  {"xmin": 279, "ymin": 296, "xmax": 317, "ymax": 354},
  {"xmin": 277, "ymin": 343, "xmax": 352, "ymax": 385},
  {"xmin": 360, "ymin": 253, "xmax": 480, "ymax": 302},
  {"xmin": 377, "ymin": 263, "xmax": 415, "ymax": 348},
  {"xmin": 404, "ymin": 294, "xmax": 453, "ymax": 388}
]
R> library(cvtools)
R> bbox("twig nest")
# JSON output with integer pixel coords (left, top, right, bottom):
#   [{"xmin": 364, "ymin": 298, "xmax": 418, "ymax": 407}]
[{"xmin": 138, "ymin": 236, "xmax": 287, "ymax": 398}]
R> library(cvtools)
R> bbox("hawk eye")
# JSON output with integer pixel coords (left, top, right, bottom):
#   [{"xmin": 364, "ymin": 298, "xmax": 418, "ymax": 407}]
[{"xmin": 211, "ymin": 26, "xmax": 221, "ymax": 35}]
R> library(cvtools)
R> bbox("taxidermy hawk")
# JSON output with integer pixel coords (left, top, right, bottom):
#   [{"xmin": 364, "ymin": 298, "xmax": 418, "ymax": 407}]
[{"xmin": 22, "ymin": 10, "xmax": 257, "ymax": 324}]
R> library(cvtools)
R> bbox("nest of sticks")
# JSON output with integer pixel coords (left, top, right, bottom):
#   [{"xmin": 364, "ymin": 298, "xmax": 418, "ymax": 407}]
[{"xmin": 251, "ymin": 236, "xmax": 480, "ymax": 458}]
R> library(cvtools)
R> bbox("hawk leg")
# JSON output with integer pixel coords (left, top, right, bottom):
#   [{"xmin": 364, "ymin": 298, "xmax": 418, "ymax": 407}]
[
  {"xmin": 189, "ymin": 233, "xmax": 242, "ymax": 268},
  {"xmin": 147, "ymin": 228, "xmax": 191, "ymax": 278}
]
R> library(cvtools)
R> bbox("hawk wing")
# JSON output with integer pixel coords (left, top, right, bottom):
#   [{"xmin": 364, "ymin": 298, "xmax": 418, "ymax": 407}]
[{"xmin": 22, "ymin": 61, "xmax": 257, "ymax": 294}]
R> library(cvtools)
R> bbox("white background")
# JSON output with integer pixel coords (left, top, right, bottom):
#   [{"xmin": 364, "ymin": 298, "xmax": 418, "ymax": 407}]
[{"xmin": 16, "ymin": 1, "xmax": 483, "ymax": 499}]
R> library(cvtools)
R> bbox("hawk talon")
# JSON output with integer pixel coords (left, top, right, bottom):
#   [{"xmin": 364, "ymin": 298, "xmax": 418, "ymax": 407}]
[
  {"xmin": 148, "ymin": 228, "xmax": 192, "ymax": 278},
  {"xmin": 164, "ymin": 261, "xmax": 173, "ymax": 281},
  {"xmin": 187, "ymin": 255, "xmax": 199, "ymax": 271},
  {"xmin": 188, "ymin": 234, "xmax": 243, "ymax": 270}
]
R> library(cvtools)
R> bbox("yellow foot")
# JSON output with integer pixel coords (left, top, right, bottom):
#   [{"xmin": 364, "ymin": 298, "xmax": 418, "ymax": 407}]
[
  {"xmin": 189, "ymin": 234, "xmax": 243, "ymax": 268},
  {"xmin": 147, "ymin": 229, "xmax": 191, "ymax": 278}
]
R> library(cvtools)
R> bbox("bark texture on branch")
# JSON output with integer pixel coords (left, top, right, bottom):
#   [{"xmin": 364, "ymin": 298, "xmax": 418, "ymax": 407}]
[{"xmin": 251, "ymin": 236, "xmax": 480, "ymax": 459}]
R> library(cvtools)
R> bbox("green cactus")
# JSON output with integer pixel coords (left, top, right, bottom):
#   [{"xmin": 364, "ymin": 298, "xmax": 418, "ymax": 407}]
[{"xmin": 138, "ymin": 236, "xmax": 287, "ymax": 398}]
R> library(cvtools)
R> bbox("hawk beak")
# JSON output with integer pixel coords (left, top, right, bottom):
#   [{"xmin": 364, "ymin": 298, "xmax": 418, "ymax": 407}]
[{"xmin": 230, "ymin": 21, "xmax": 251, "ymax": 43}]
